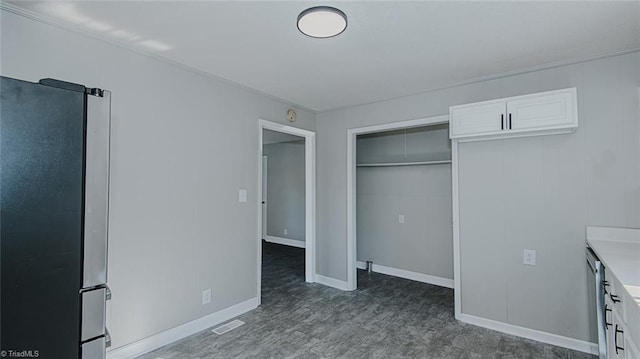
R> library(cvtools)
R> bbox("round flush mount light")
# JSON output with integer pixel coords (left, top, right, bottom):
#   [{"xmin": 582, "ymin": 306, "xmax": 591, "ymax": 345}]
[{"xmin": 297, "ymin": 6, "xmax": 347, "ymax": 38}]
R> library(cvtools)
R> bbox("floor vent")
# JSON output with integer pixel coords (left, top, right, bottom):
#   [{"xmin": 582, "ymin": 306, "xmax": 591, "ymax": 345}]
[{"xmin": 212, "ymin": 319, "xmax": 245, "ymax": 335}]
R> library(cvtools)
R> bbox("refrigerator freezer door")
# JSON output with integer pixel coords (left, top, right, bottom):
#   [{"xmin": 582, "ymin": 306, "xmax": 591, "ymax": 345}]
[
  {"xmin": 81, "ymin": 287, "xmax": 107, "ymax": 342},
  {"xmin": 1, "ymin": 76, "xmax": 85, "ymax": 359},
  {"xmin": 83, "ymin": 92, "xmax": 111, "ymax": 288},
  {"xmin": 81, "ymin": 336, "xmax": 106, "ymax": 359}
]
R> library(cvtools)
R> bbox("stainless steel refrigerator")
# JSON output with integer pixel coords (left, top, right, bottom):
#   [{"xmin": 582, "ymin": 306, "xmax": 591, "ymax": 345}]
[{"xmin": 1, "ymin": 76, "xmax": 112, "ymax": 359}]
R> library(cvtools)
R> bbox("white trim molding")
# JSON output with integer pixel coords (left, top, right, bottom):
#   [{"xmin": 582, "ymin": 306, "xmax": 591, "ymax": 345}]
[
  {"xmin": 346, "ymin": 114, "xmax": 450, "ymax": 292},
  {"xmin": 356, "ymin": 261, "xmax": 453, "ymax": 288},
  {"xmin": 257, "ymin": 119, "xmax": 316, "ymax": 304},
  {"xmin": 264, "ymin": 236, "xmax": 306, "ymax": 248},
  {"xmin": 106, "ymin": 297, "xmax": 259, "ymax": 359},
  {"xmin": 315, "ymin": 274, "xmax": 352, "ymax": 291},
  {"xmin": 451, "ymin": 140, "xmax": 462, "ymax": 320},
  {"xmin": 459, "ymin": 314, "xmax": 598, "ymax": 355}
]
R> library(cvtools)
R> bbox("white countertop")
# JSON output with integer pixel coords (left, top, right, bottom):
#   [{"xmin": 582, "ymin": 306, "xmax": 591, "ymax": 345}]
[{"xmin": 587, "ymin": 226, "xmax": 640, "ymax": 308}]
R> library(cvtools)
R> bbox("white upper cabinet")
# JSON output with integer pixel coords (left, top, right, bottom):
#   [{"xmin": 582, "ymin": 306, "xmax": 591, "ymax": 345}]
[
  {"xmin": 507, "ymin": 90, "xmax": 576, "ymax": 131},
  {"xmin": 449, "ymin": 88, "xmax": 578, "ymax": 141},
  {"xmin": 449, "ymin": 101, "xmax": 506, "ymax": 137}
]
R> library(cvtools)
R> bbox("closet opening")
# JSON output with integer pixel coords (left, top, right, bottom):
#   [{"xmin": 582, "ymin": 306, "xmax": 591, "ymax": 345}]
[{"xmin": 346, "ymin": 115, "xmax": 454, "ymax": 291}]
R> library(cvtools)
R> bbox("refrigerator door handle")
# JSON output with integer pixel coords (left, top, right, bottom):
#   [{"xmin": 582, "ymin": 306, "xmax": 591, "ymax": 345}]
[
  {"xmin": 105, "ymin": 328, "xmax": 111, "ymax": 348},
  {"xmin": 83, "ymin": 91, "xmax": 111, "ymax": 288},
  {"xmin": 105, "ymin": 285, "xmax": 112, "ymax": 300}
]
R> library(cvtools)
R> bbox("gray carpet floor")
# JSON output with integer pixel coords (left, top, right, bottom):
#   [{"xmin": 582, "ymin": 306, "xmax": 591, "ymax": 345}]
[{"xmin": 139, "ymin": 242, "xmax": 595, "ymax": 359}]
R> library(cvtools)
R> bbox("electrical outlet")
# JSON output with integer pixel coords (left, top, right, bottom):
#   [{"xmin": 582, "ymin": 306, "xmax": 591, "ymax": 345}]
[
  {"xmin": 283, "ymin": 228, "xmax": 288, "ymax": 236},
  {"xmin": 238, "ymin": 189, "xmax": 247, "ymax": 203},
  {"xmin": 398, "ymin": 214, "xmax": 405, "ymax": 224},
  {"xmin": 523, "ymin": 249, "xmax": 536, "ymax": 266},
  {"xmin": 202, "ymin": 288, "xmax": 211, "ymax": 305}
]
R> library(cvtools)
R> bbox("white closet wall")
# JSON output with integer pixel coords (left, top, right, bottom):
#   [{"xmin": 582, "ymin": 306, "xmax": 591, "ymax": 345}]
[{"xmin": 356, "ymin": 125, "xmax": 453, "ymax": 282}]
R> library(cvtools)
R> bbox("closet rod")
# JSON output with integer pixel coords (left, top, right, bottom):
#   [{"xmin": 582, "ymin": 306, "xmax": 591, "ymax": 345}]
[{"xmin": 356, "ymin": 160, "xmax": 452, "ymax": 167}]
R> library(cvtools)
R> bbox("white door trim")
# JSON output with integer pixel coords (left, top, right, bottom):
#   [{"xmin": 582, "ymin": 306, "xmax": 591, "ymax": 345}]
[
  {"xmin": 346, "ymin": 115, "xmax": 450, "ymax": 291},
  {"xmin": 257, "ymin": 119, "xmax": 316, "ymax": 301},
  {"xmin": 451, "ymin": 139, "xmax": 461, "ymax": 319},
  {"xmin": 262, "ymin": 156, "xmax": 267, "ymax": 240}
]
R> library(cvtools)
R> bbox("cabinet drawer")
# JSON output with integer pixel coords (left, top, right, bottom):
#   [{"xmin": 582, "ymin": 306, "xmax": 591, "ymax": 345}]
[{"xmin": 608, "ymin": 275, "xmax": 627, "ymax": 323}]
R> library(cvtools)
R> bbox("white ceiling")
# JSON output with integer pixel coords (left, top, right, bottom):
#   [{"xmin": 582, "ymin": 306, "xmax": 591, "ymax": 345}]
[{"xmin": 6, "ymin": 1, "xmax": 640, "ymax": 112}]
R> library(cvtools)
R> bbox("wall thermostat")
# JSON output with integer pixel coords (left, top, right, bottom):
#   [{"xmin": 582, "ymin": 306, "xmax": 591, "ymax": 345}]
[{"xmin": 286, "ymin": 109, "xmax": 296, "ymax": 122}]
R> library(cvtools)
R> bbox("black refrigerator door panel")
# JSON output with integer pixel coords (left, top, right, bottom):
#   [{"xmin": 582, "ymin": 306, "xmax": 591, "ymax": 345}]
[{"xmin": 1, "ymin": 77, "xmax": 85, "ymax": 359}]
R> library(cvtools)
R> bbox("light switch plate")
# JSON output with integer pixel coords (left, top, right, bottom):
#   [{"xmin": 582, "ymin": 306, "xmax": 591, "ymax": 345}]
[
  {"xmin": 238, "ymin": 189, "xmax": 247, "ymax": 203},
  {"xmin": 398, "ymin": 214, "xmax": 405, "ymax": 224},
  {"xmin": 523, "ymin": 249, "xmax": 536, "ymax": 266}
]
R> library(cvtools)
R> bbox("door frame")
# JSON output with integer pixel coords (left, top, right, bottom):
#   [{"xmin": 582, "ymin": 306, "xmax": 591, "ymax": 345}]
[
  {"xmin": 345, "ymin": 114, "xmax": 450, "ymax": 291},
  {"xmin": 261, "ymin": 156, "xmax": 267, "ymax": 239},
  {"xmin": 257, "ymin": 119, "xmax": 316, "ymax": 301}
]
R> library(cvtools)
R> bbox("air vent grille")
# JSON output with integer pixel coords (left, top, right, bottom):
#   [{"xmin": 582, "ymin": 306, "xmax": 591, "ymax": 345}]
[{"xmin": 212, "ymin": 319, "xmax": 245, "ymax": 335}]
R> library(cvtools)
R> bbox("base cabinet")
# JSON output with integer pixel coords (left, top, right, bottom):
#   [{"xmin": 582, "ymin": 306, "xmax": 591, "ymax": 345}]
[
  {"xmin": 620, "ymin": 325, "xmax": 640, "ymax": 359},
  {"xmin": 627, "ymin": 337, "xmax": 640, "ymax": 359},
  {"xmin": 605, "ymin": 292, "xmax": 640, "ymax": 359}
]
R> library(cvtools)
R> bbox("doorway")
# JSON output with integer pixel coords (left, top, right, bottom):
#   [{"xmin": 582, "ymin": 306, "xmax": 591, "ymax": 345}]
[
  {"xmin": 346, "ymin": 115, "xmax": 453, "ymax": 292},
  {"xmin": 262, "ymin": 131, "xmax": 305, "ymax": 248},
  {"xmin": 257, "ymin": 119, "xmax": 316, "ymax": 302}
]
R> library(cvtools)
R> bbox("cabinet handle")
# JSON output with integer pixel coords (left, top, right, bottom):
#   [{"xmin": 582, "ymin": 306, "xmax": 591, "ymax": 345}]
[
  {"xmin": 605, "ymin": 304, "xmax": 612, "ymax": 329},
  {"xmin": 603, "ymin": 280, "xmax": 610, "ymax": 295},
  {"xmin": 615, "ymin": 325, "xmax": 624, "ymax": 354},
  {"xmin": 610, "ymin": 294, "xmax": 621, "ymax": 303},
  {"xmin": 501, "ymin": 114, "xmax": 504, "ymax": 130},
  {"xmin": 508, "ymin": 113, "xmax": 512, "ymax": 129}
]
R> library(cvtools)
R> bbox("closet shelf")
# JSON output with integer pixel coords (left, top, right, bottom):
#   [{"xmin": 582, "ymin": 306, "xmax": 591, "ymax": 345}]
[{"xmin": 356, "ymin": 160, "xmax": 452, "ymax": 167}]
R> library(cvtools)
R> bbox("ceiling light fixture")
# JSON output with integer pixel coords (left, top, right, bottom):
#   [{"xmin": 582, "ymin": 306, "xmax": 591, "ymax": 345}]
[{"xmin": 297, "ymin": 6, "xmax": 347, "ymax": 38}]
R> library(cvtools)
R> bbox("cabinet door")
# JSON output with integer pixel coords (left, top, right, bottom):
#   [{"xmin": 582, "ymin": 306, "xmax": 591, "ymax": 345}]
[
  {"xmin": 450, "ymin": 101, "xmax": 506, "ymax": 138},
  {"xmin": 613, "ymin": 310, "xmax": 629, "ymax": 359},
  {"xmin": 507, "ymin": 90, "xmax": 576, "ymax": 131},
  {"xmin": 626, "ymin": 336, "xmax": 640, "ymax": 359},
  {"xmin": 605, "ymin": 296, "xmax": 617, "ymax": 359}
]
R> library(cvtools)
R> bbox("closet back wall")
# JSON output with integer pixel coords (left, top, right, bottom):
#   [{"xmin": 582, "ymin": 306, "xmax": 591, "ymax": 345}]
[{"xmin": 0, "ymin": 10, "xmax": 315, "ymax": 350}]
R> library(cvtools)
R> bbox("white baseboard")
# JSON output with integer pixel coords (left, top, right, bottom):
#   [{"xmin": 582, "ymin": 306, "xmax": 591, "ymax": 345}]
[
  {"xmin": 459, "ymin": 313, "xmax": 598, "ymax": 355},
  {"xmin": 264, "ymin": 235, "xmax": 305, "ymax": 248},
  {"xmin": 107, "ymin": 297, "xmax": 259, "ymax": 359},
  {"xmin": 356, "ymin": 261, "xmax": 454, "ymax": 289},
  {"xmin": 315, "ymin": 274, "xmax": 353, "ymax": 291}
]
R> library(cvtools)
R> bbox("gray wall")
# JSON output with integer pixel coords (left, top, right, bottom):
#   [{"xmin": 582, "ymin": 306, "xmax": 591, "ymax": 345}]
[
  {"xmin": 263, "ymin": 140, "xmax": 305, "ymax": 242},
  {"xmin": 356, "ymin": 126, "xmax": 453, "ymax": 279},
  {"xmin": 317, "ymin": 52, "xmax": 640, "ymax": 342},
  {"xmin": 0, "ymin": 10, "xmax": 315, "ymax": 349}
]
